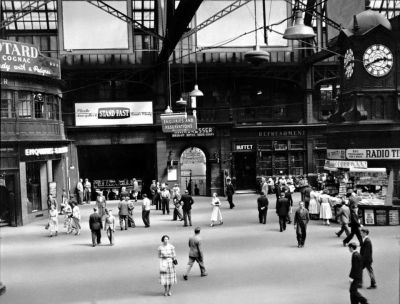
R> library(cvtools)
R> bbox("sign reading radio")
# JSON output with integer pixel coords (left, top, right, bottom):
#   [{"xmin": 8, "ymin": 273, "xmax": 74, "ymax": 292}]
[
  {"xmin": 346, "ymin": 148, "xmax": 400, "ymax": 160},
  {"xmin": 0, "ymin": 39, "xmax": 61, "ymax": 79}
]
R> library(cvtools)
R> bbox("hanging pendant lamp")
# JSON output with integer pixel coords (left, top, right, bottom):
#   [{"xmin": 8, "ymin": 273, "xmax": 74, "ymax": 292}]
[
  {"xmin": 176, "ymin": 97, "xmax": 188, "ymax": 106},
  {"xmin": 190, "ymin": 84, "xmax": 203, "ymax": 97},
  {"xmin": 283, "ymin": 10, "xmax": 316, "ymax": 40}
]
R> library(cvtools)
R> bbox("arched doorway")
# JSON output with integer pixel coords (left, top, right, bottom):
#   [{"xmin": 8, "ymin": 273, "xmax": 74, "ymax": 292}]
[{"xmin": 180, "ymin": 147, "xmax": 207, "ymax": 196}]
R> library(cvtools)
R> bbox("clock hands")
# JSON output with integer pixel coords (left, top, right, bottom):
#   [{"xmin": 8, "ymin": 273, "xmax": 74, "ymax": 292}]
[{"xmin": 365, "ymin": 57, "xmax": 388, "ymax": 67}]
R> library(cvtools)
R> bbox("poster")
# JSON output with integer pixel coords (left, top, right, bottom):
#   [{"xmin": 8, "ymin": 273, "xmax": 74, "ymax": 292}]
[
  {"xmin": 375, "ymin": 210, "xmax": 387, "ymax": 225},
  {"xmin": 388, "ymin": 210, "xmax": 399, "ymax": 226},
  {"xmin": 363, "ymin": 209, "xmax": 375, "ymax": 225},
  {"xmin": 167, "ymin": 168, "xmax": 177, "ymax": 181},
  {"xmin": 48, "ymin": 182, "xmax": 57, "ymax": 198}
]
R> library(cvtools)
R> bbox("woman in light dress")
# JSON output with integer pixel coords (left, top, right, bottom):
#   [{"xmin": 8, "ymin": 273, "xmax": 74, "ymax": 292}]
[
  {"xmin": 64, "ymin": 201, "xmax": 73, "ymax": 233},
  {"xmin": 158, "ymin": 235, "xmax": 177, "ymax": 296},
  {"xmin": 319, "ymin": 189, "xmax": 333, "ymax": 225},
  {"xmin": 308, "ymin": 187, "xmax": 320, "ymax": 220},
  {"xmin": 210, "ymin": 193, "xmax": 223, "ymax": 227},
  {"xmin": 48, "ymin": 205, "xmax": 58, "ymax": 237}
]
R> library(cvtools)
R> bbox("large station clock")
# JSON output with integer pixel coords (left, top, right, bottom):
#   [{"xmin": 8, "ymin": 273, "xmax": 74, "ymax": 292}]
[
  {"xmin": 363, "ymin": 44, "xmax": 393, "ymax": 77},
  {"xmin": 344, "ymin": 48, "xmax": 354, "ymax": 79}
]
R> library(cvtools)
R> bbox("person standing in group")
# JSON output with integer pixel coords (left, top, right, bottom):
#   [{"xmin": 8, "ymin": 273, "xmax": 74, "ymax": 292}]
[
  {"xmin": 343, "ymin": 205, "xmax": 363, "ymax": 247},
  {"xmin": 150, "ymin": 179, "xmax": 157, "ymax": 202},
  {"xmin": 160, "ymin": 186, "xmax": 171, "ymax": 215},
  {"xmin": 64, "ymin": 201, "xmax": 72, "ymax": 233},
  {"xmin": 172, "ymin": 183, "xmax": 183, "ymax": 221},
  {"xmin": 267, "ymin": 177, "xmax": 274, "ymax": 194},
  {"xmin": 60, "ymin": 189, "xmax": 68, "ymax": 215},
  {"xmin": 158, "ymin": 235, "xmax": 177, "ymax": 296},
  {"xmin": 257, "ymin": 191, "xmax": 269, "ymax": 224},
  {"xmin": 180, "ymin": 190, "xmax": 194, "ymax": 227},
  {"xmin": 336, "ymin": 200, "xmax": 351, "ymax": 238},
  {"xmin": 89, "ymin": 207, "xmax": 102, "ymax": 247},
  {"xmin": 294, "ymin": 201, "xmax": 310, "ymax": 248},
  {"xmin": 319, "ymin": 189, "xmax": 333, "ymax": 225},
  {"xmin": 348, "ymin": 242, "xmax": 369, "ymax": 304},
  {"xmin": 95, "ymin": 190, "xmax": 107, "ymax": 220},
  {"xmin": 183, "ymin": 227, "xmax": 207, "ymax": 280},
  {"xmin": 260, "ymin": 177, "xmax": 268, "ymax": 196},
  {"xmin": 225, "ymin": 177, "xmax": 235, "ymax": 209},
  {"xmin": 84, "ymin": 178, "xmax": 91, "ymax": 204},
  {"xmin": 210, "ymin": 193, "xmax": 223, "ymax": 227},
  {"xmin": 285, "ymin": 191, "xmax": 293, "ymax": 224},
  {"xmin": 118, "ymin": 196, "xmax": 129, "ymax": 230},
  {"xmin": 308, "ymin": 187, "xmax": 320, "ymax": 220},
  {"xmin": 127, "ymin": 198, "xmax": 136, "ymax": 228},
  {"xmin": 360, "ymin": 228, "xmax": 377, "ymax": 289},
  {"xmin": 119, "ymin": 186, "xmax": 130, "ymax": 201},
  {"xmin": 142, "ymin": 193, "xmax": 151, "ymax": 228},
  {"xmin": 155, "ymin": 182, "xmax": 162, "ymax": 210},
  {"xmin": 76, "ymin": 179, "xmax": 84, "ymax": 205},
  {"xmin": 70, "ymin": 202, "xmax": 81, "ymax": 235},
  {"xmin": 48, "ymin": 205, "xmax": 58, "ymax": 237},
  {"xmin": 303, "ymin": 185, "xmax": 312, "ymax": 210},
  {"xmin": 104, "ymin": 208, "xmax": 115, "ymax": 245},
  {"xmin": 276, "ymin": 192, "xmax": 290, "ymax": 232}
]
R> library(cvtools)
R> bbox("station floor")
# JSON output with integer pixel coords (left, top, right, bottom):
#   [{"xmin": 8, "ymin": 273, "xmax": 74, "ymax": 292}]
[{"xmin": 0, "ymin": 193, "xmax": 399, "ymax": 304}]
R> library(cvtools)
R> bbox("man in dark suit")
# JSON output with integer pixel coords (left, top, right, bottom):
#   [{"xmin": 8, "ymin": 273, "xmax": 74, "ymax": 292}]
[
  {"xmin": 343, "ymin": 205, "xmax": 363, "ymax": 247},
  {"xmin": 225, "ymin": 177, "xmax": 235, "ymax": 209},
  {"xmin": 183, "ymin": 227, "xmax": 207, "ymax": 280},
  {"xmin": 348, "ymin": 242, "xmax": 369, "ymax": 304},
  {"xmin": 89, "ymin": 207, "xmax": 103, "ymax": 247},
  {"xmin": 257, "ymin": 192, "xmax": 269, "ymax": 224},
  {"xmin": 294, "ymin": 201, "xmax": 309, "ymax": 248},
  {"xmin": 276, "ymin": 192, "xmax": 290, "ymax": 232},
  {"xmin": 360, "ymin": 228, "xmax": 377, "ymax": 289},
  {"xmin": 180, "ymin": 190, "xmax": 194, "ymax": 227}
]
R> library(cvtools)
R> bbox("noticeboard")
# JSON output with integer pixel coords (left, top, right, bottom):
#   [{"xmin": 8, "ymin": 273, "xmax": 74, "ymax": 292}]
[
  {"xmin": 48, "ymin": 182, "xmax": 57, "ymax": 198},
  {"xmin": 375, "ymin": 210, "xmax": 387, "ymax": 226},
  {"xmin": 363, "ymin": 209, "xmax": 375, "ymax": 225},
  {"xmin": 161, "ymin": 115, "xmax": 197, "ymax": 133},
  {"xmin": 388, "ymin": 210, "xmax": 399, "ymax": 226}
]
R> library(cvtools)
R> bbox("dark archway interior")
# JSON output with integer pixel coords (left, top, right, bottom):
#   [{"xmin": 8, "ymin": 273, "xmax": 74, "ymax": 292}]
[{"xmin": 78, "ymin": 144, "xmax": 156, "ymax": 194}]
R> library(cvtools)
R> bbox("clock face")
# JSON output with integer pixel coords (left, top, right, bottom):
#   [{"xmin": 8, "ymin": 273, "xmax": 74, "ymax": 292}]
[
  {"xmin": 363, "ymin": 44, "xmax": 393, "ymax": 77},
  {"xmin": 344, "ymin": 49, "xmax": 354, "ymax": 79}
]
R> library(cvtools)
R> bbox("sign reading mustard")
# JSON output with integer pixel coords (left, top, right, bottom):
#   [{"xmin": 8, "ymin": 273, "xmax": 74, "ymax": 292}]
[
  {"xmin": 346, "ymin": 148, "xmax": 400, "ymax": 160},
  {"xmin": 0, "ymin": 39, "xmax": 61, "ymax": 79}
]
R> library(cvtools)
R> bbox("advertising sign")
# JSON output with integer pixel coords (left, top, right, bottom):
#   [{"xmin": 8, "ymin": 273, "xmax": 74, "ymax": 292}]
[
  {"xmin": 388, "ymin": 210, "xmax": 399, "ymax": 226},
  {"xmin": 327, "ymin": 149, "xmax": 346, "ymax": 160},
  {"xmin": 363, "ymin": 209, "xmax": 375, "ymax": 225},
  {"xmin": 171, "ymin": 127, "xmax": 215, "ymax": 138},
  {"xmin": 75, "ymin": 102, "xmax": 153, "ymax": 126},
  {"xmin": 324, "ymin": 160, "xmax": 368, "ymax": 170},
  {"xmin": 48, "ymin": 182, "xmax": 57, "ymax": 198},
  {"xmin": 0, "ymin": 39, "xmax": 61, "ymax": 79},
  {"xmin": 161, "ymin": 115, "xmax": 197, "ymax": 133},
  {"xmin": 346, "ymin": 148, "xmax": 400, "ymax": 160}
]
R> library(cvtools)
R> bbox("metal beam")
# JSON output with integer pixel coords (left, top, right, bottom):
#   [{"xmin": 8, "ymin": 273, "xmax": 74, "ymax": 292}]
[
  {"xmin": 181, "ymin": 0, "xmax": 251, "ymax": 39},
  {"xmin": 85, "ymin": 0, "xmax": 164, "ymax": 41},
  {"xmin": 1, "ymin": 0, "xmax": 53, "ymax": 29}
]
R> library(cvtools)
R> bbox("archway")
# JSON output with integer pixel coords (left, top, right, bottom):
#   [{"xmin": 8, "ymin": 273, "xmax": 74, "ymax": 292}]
[{"xmin": 180, "ymin": 147, "xmax": 207, "ymax": 196}]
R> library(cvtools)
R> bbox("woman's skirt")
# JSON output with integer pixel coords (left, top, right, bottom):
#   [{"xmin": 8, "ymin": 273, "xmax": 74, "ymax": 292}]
[
  {"xmin": 71, "ymin": 217, "xmax": 81, "ymax": 230},
  {"xmin": 309, "ymin": 198, "xmax": 319, "ymax": 215},
  {"xmin": 211, "ymin": 206, "xmax": 223, "ymax": 222},
  {"xmin": 319, "ymin": 203, "xmax": 332, "ymax": 219},
  {"xmin": 49, "ymin": 218, "xmax": 58, "ymax": 233},
  {"xmin": 159, "ymin": 259, "xmax": 177, "ymax": 285}
]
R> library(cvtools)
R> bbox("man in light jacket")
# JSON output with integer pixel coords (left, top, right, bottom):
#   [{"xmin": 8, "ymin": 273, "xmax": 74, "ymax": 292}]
[
  {"xmin": 336, "ymin": 200, "xmax": 350, "ymax": 237},
  {"xmin": 183, "ymin": 227, "xmax": 207, "ymax": 280}
]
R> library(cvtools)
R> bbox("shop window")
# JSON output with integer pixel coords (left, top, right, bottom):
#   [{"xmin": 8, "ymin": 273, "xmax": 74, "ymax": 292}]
[
  {"xmin": 274, "ymin": 153, "xmax": 288, "ymax": 175},
  {"xmin": 314, "ymin": 150, "xmax": 327, "ymax": 173},
  {"xmin": 26, "ymin": 162, "xmax": 42, "ymax": 213},
  {"xmin": 290, "ymin": 140, "xmax": 304, "ymax": 150},
  {"xmin": 257, "ymin": 152, "xmax": 272, "ymax": 177},
  {"xmin": 290, "ymin": 152, "xmax": 304, "ymax": 176},
  {"xmin": 17, "ymin": 91, "xmax": 32, "ymax": 118},
  {"xmin": 47, "ymin": 95, "xmax": 59, "ymax": 120},
  {"xmin": 1, "ymin": 90, "xmax": 14, "ymax": 118},
  {"xmin": 34, "ymin": 93, "xmax": 45, "ymax": 118},
  {"xmin": 273, "ymin": 140, "xmax": 288, "ymax": 151},
  {"xmin": 317, "ymin": 83, "xmax": 338, "ymax": 120}
]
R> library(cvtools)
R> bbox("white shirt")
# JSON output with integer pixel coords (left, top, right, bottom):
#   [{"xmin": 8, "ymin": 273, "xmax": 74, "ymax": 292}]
[{"xmin": 142, "ymin": 198, "xmax": 151, "ymax": 211}]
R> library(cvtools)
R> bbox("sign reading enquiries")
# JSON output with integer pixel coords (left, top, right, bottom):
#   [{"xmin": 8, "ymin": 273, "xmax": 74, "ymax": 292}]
[{"xmin": 161, "ymin": 114, "xmax": 197, "ymax": 133}]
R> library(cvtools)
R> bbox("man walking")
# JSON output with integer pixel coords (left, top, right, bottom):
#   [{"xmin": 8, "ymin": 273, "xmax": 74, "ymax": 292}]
[
  {"xmin": 360, "ymin": 228, "xmax": 377, "ymax": 289},
  {"xmin": 294, "ymin": 201, "xmax": 310, "ymax": 247},
  {"xmin": 276, "ymin": 192, "xmax": 290, "ymax": 232},
  {"xmin": 180, "ymin": 190, "xmax": 194, "ymax": 227},
  {"xmin": 118, "ymin": 196, "xmax": 129, "ymax": 230},
  {"xmin": 183, "ymin": 227, "xmax": 207, "ymax": 280},
  {"xmin": 343, "ymin": 205, "xmax": 363, "ymax": 247},
  {"xmin": 348, "ymin": 242, "xmax": 369, "ymax": 304},
  {"xmin": 257, "ymin": 192, "xmax": 269, "ymax": 224},
  {"xmin": 225, "ymin": 177, "xmax": 235, "ymax": 209},
  {"xmin": 336, "ymin": 201, "xmax": 350, "ymax": 238},
  {"xmin": 141, "ymin": 193, "xmax": 151, "ymax": 228},
  {"xmin": 89, "ymin": 207, "xmax": 102, "ymax": 247}
]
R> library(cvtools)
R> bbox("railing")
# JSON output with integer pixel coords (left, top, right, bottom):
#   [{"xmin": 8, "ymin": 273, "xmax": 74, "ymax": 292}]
[{"xmin": 1, "ymin": 118, "xmax": 66, "ymax": 141}]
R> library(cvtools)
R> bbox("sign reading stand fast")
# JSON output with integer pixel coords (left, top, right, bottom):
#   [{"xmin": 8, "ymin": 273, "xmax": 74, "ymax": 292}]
[
  {"xmin": 0, "ymin": 39, "xmax": 61, "ymax": 79},
  {"xmin": 75, "ymin": 102, "xmax": 153, "ymax": 126}
]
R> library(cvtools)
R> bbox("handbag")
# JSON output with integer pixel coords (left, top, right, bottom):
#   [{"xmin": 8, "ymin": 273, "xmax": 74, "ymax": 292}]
[
  {"xmin": 173, "ymin": 258, "xmax": 178, "ymax": 265},
  {"xmin": 45, "ymin": 223, "xmax": 50, "ymax": 230}
]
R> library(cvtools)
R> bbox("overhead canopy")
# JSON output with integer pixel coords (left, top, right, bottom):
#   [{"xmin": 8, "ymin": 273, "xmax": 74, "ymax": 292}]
[{"xmin": 349, "ymin": 168, "xmax": 386, "ymax": 173}]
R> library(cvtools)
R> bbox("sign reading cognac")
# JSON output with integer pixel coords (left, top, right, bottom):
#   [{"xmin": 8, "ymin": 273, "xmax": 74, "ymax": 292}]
[{"xmin": 0, "ymin": 39, "xmax": 61, "ymax": 79}]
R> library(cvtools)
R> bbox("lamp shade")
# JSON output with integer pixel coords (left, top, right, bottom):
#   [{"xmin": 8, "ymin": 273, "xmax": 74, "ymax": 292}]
[
  {"xmin": 189, "ymin": 84, "xmax": 204, "ymax": 97},
  {"xmin": 283, "ymin": 10, "xmax": 316, "ymax": 40},
  {"xmin": 244, "ymin": 45, "xmax": 270, "ymax": 64},
  {"xmin": 164, "ymin": 106, "xmax": 173, "ymax": 114},
  {"xmin": 176, "ymin": 97, "xmax": 187, "ymax": 106}
]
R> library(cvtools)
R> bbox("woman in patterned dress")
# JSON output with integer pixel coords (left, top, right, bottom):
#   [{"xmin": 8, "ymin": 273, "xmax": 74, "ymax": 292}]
[{"xmin": 158, "ymin": 235, "xmax": 177, "ymax": 296}]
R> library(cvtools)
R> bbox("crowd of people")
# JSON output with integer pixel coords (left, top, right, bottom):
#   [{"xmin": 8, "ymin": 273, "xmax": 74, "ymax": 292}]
[{"xmin": 43, "ymin": 174, "xmax": 377, "ymax": 303}]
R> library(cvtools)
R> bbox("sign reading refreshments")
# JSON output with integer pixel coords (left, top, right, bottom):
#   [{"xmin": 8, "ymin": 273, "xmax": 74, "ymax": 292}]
[
  {"xmin": 0, "ymin": 39, "xmax": 61, "ymax": 79},
  {"xmin": 346, "ymin": 148, "xmax": 400, "ymax": 160},
  {"xmin": 75, "ymin": 102, "xmax": 153, "ymax": 126},
  {"xmin": 161, "ymin": 114, "xmax": 197, "ymax": 133}
]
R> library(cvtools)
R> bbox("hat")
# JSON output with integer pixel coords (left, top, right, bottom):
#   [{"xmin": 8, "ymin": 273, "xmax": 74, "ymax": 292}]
[
  {"xmin": 194, "ymin": 227, "xmax": 201, "ymax": 233},
  {"xmin": 184, "ymin": 189, "xmax": 189, "ymax": 193},
  {"xmin": 226, "ymin": 177, "xmax": 231, "ymax": 181},
  {"xmin": 348, "ymin": 242, "xmax": 357, "ymax": 249}
]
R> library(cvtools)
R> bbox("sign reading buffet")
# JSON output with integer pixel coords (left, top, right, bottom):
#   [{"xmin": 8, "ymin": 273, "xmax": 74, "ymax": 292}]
[{"xmin": 0, "ymin": 39, "xmax": 61, "ymax": 79}]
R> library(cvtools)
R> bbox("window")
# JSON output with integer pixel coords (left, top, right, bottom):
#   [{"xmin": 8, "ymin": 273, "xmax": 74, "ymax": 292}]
[
  {"xmin": 132, "ymin": 0, "xmax": 156, "ymax": 30},
  {"xmin": 47, "ymin": 95, "xmax": 59, "ymax": 120},
  {"xmin": 1, "ymin": 90, "xmax": 14, "ymax": 118},
  {"xmin": 17, "ymin": 92, "xmax": 32, "ymax": 118},
  {"xmin": 26, "ymin": 162, "xmax": 43, "ymax": 213},
  {"xmin": 290, "ymin": 140, "xmax": 304, "ymax": 150}
]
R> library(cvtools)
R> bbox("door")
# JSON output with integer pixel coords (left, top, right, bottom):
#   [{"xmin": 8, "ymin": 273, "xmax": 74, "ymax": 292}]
[{"xmin": 233, "ymin": 152, "xmax": 256, "ymax": 189}]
